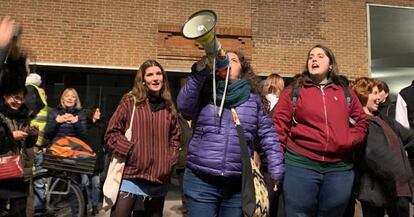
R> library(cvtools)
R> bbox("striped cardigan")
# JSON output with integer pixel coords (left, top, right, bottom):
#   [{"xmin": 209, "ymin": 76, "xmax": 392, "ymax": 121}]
[{"xmin": 105, "ymin": 96, "xmax": 181, "ymax": 184}]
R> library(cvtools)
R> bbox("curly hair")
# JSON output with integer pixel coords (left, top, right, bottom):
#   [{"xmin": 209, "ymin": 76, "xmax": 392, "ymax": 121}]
[
  {"xmin": 124, "ymin": 59, "xmax": 177, "ymax": 116},
  {"xmin": 350, "ymin": 77, "xmax": 378, "ymax": 106},
  {"xmin": 226, "ymin": 50, "xmax": 270, "ymax": 113}
]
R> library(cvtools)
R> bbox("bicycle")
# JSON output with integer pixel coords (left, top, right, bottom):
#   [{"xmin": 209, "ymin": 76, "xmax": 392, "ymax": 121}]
[{"xmin": 33, "ymin": 168, "xmax": 85, "ymax": 217}]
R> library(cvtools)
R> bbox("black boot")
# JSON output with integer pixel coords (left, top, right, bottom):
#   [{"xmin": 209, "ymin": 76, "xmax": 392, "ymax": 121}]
[{"xmin": 92, "ymin": 205, "xmax": 98, "ymax": 216}]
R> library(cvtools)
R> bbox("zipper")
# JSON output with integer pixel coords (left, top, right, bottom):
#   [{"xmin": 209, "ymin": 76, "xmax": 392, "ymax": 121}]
[{"xmin": 320, "ymin": 86, "xmax": 329, "ymax": 162}]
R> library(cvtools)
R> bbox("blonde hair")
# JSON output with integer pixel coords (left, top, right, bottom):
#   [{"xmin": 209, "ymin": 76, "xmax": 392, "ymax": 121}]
[
  {"xmin": 263, "ymin": 73, "xmax": 285, "ymax": 97},
  {"xmin": 60, "ymin": 88, "xmax": 82, "ymax": 110}
]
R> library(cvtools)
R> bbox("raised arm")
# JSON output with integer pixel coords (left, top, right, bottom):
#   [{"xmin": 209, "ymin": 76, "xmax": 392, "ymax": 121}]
[{"xmin": 177, "ymin": 59, "xmax": 211, "ymax": 120}]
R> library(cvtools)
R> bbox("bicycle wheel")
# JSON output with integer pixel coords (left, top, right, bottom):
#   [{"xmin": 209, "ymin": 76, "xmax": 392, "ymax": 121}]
[{"xmin": 46, "ymin": 177, "xmax": 85, "ymax": 217}]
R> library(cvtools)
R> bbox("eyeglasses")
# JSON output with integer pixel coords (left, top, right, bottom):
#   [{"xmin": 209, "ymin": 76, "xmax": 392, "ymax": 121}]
[{"xmin": 10, "ymin": 95, "xmax": 24, "ymax": 104}]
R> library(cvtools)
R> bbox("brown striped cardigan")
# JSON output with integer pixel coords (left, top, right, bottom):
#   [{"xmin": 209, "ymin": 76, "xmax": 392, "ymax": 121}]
[{"xmin": 105, "ymin": 96, "xmax": 181, "ymax": 184}]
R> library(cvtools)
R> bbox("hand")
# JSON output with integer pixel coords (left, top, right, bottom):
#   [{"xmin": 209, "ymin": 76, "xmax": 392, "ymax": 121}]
[
  {"xmin": 272, "ymin": 180, "xmax": 280, "ymax": 192},
  {"xmin": 273, "ymin": 184, "xmax": 278, "ymax": 192},
  {"xmin": 195, "ymin": 56, "xmax": 212, "ymax": 72},
  {"xmin": 13, "ymin": 130, "xmax": 28, "ymax": 140},
  {"xmin": 0, "ymin": 16, "xmax": 15, "ymax": 48},
  {"xmin": 25, "ymin": 126, "xmax": 39, "ymax": 136},
  {"xmin": 56, "ymin": 114, "xmax": 66, "ymax": 123},
  {"xmin": 67, "ymin": 115, "xmax": 79, "ymax": 124}
]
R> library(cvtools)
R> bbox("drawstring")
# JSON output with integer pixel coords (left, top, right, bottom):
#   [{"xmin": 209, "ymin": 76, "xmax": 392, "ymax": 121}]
[{"xmin": 211, "ymin": 45, "xmax": 230, "ymax": 117}]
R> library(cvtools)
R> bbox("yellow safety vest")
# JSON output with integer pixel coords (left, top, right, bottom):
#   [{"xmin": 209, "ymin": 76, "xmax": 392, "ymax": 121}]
[{"xmin": 28, "ymin": 84, "xmax": 48, "ymax": 146}]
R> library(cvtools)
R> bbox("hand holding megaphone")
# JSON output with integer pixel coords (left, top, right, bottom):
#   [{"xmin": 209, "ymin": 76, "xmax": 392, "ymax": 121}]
[
  {"xmin": 195, "ymin": 52, "xmax": 229, "ymax": 78},
  {"xmin": 182, "ymin": 10, "xmax": 231, "ymax": 117},
  {"xmin": 215, "ymin": 49, "xmax": 230, "ymax": 79}
]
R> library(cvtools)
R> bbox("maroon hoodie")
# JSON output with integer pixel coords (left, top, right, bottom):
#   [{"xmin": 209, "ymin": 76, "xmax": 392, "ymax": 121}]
[{"xmin": 273, "ymin": 81, "xmax": 368, "ymax": 163}]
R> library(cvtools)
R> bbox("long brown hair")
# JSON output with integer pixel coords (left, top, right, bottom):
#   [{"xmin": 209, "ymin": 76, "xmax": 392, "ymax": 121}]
[
  {"xmin": 227, "ymin": 50, "xmax": 270, "ymax": 112},
  {"xmin": 293, "ymin": 44, "xmax": 341, "ymax": 87},
  {"xmin": 124, "ymin": 59, "xmax": 177, "ymax": 116}
]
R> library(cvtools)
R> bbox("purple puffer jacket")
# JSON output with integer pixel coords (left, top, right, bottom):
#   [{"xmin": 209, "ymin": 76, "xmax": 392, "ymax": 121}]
[{"xmin": 177, "ymin": 66, "xmax": 284, "ymax": 181}]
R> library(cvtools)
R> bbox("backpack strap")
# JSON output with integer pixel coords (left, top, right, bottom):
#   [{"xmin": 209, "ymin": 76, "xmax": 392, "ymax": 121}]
[
  {"xmin": 291, "ymin": 84, "xmax": 300, "ymax": 111},
  {"xmin": 290, "ymin": 84, "xmax": 300, "ymax": 125},
  {"xmin": 339, "ymin": 83, "xmax": 355, "ymax": 125},
  {"xmin": 341, "ymin": 84, "xmax": 352, "ymax": 108}
]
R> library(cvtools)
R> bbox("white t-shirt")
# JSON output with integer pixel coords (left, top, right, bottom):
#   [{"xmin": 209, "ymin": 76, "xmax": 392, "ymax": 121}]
[{"xmin": 266, "ymin": 94, "xmax": 279, "ymax": 111}]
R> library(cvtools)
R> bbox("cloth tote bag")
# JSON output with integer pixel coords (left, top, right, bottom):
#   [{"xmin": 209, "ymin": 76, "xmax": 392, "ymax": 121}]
[{"xmin": 102, "ymin": 97, "xmax": 136, "ymax": 211}]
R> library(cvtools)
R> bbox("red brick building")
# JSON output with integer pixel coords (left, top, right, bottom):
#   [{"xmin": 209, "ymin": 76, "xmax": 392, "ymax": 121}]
[{"xmin": 1, "ymin": 0, "xmax": 412, "ymax": 114}]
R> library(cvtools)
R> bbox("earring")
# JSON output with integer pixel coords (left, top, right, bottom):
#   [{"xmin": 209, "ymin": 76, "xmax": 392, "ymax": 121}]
[{"xmin": 142, "ymin": 82, "xmax": 145, "ymax": 85}]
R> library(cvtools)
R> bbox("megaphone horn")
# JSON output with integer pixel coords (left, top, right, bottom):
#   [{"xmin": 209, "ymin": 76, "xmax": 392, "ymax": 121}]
[{"xmin": 181, "ymin": 10, "xmax": 221, "ymax": 57}]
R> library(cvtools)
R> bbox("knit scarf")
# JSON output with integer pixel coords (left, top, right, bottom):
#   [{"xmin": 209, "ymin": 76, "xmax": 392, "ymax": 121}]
[
  {"xmin": 147, "ymin": 93, "xmax": 165, "ymax": 112},
  {"xmin": 215, "ymin": 79, "xmax": 251, "ymax": 108}
]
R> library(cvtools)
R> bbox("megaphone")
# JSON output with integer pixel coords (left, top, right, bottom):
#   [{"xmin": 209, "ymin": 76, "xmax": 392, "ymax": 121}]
[
  {"xmin": 182, "ymin": 10, "xmax": 231, "ymax": 117},
  {"xmin": 182, "ymin": 10, "xmax": 221, "ymax": 57}
]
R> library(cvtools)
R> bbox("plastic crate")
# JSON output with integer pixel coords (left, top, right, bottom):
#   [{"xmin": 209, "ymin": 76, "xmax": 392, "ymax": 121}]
[{"xmin": 42, "ymin": 153, "xmax": 96, "ymax": 175}]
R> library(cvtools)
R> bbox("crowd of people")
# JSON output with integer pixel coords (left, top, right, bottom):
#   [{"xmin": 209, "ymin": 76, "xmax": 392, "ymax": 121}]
[{"xmin": 0, "ymin": 16, "xmax": 414, "ymax": 217}]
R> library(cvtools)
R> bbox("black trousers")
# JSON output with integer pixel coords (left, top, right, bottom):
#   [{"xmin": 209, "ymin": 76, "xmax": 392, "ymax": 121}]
[
  {"xmin": 361, "ymin": 197, "xmax": 410, "ymax": 217},
  {"xmin": 262, "ymin": 169, "xmax": 285, "ymax": 217}
]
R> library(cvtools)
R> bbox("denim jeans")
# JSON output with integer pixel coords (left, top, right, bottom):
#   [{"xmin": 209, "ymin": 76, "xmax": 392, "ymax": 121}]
[
  {"xmin": 34, "ymin": 152, "xmax": 45, "ymax": 211},
  {"xmin": 81, "ymin": 174, "xmax": 101, "ymax": 206},
  {"xmin": 283, "ymin": 164, "xmax": 354, "ymax": 217},
  {"xmin": 183, "ymin": 168, "xmax": 242, "ymax": 217}
]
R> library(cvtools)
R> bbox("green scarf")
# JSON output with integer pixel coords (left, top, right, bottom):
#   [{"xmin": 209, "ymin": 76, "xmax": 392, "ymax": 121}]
[{"xmin": 215, "ymin": 79, "xmax": 251, "ymax": 108}]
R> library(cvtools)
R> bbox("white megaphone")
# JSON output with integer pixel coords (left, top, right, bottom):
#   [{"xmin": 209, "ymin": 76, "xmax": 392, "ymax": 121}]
[
  {"xmin": 182, "ymin": 10, "xmax": 229, "ymax": 74},
  {"xmin": 182, "ymin": 10, "xmax": 221, "ymax": 57}
]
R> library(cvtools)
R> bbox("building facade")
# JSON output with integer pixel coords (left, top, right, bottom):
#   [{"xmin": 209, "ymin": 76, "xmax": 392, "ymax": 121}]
[{"xmin": 1, "ymin": 0, "xmax": 413, "ymax": 115}]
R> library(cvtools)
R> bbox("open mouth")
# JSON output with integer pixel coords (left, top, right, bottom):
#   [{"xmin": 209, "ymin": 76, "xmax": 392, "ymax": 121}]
[{"xmin": 311, "ymin": 64, "xmax": 319, "ymax": 69}]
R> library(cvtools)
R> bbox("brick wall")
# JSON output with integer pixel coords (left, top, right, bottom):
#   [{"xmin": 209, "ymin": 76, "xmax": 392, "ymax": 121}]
[{"xmin": 1, "ymin": 0, "xmax": 413, "ymax": 78}]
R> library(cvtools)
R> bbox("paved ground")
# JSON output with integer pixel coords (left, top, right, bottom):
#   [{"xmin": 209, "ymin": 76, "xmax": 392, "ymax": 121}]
[{"xmin": 97, "ymin": 178, "xmax": 414, "ymax": 217}]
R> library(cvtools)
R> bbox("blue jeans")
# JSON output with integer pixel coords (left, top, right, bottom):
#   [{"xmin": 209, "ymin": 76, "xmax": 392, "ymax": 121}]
[
  {"xmin": 81, "ymin": 174, "xmax": 101, "ymax": 206},
  {"xmin": 183, "ymin": 168, "xmax": 242, "ymax": 217},
  {"xmin": 34, "ymin": 152, "xmax": 45, "ymax": 210},
  {"xmin": 283, "ymin": 164, "xmax": 354, "ymax": 217}
]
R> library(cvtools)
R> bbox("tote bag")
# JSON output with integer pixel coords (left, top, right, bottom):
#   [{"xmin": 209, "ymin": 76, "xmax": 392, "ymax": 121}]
[
  {"xmin": 102, "ymin": 97, "xmax": 136, "ymax": 211},
  {"xmin": 231, "ymin": 108, "xmax": 269, "ymax": 217}
]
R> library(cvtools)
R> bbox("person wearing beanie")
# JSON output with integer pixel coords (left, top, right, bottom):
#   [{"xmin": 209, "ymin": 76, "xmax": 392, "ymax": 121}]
[{"xmin": 24, "ymin": 72, "xmax": 49, "ymax": 215}]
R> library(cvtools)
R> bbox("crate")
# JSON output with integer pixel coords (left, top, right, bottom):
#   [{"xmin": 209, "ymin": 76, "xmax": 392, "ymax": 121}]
[{"xmin": 42, "ymin": 153, "xmax": 96, "ymax": 175}]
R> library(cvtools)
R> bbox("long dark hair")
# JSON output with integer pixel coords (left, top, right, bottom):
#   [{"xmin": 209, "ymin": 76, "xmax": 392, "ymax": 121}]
[
  {"xmin": 227, "ymin": 50, "xmax": 270, "ymax": 112},
  {"xmin": 123, "ymin": 59, "xmax": 177, "ymax": 116},
  {"xmin": 293, "ymin": 44, "xmax": 341, "ymax": 87}
]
